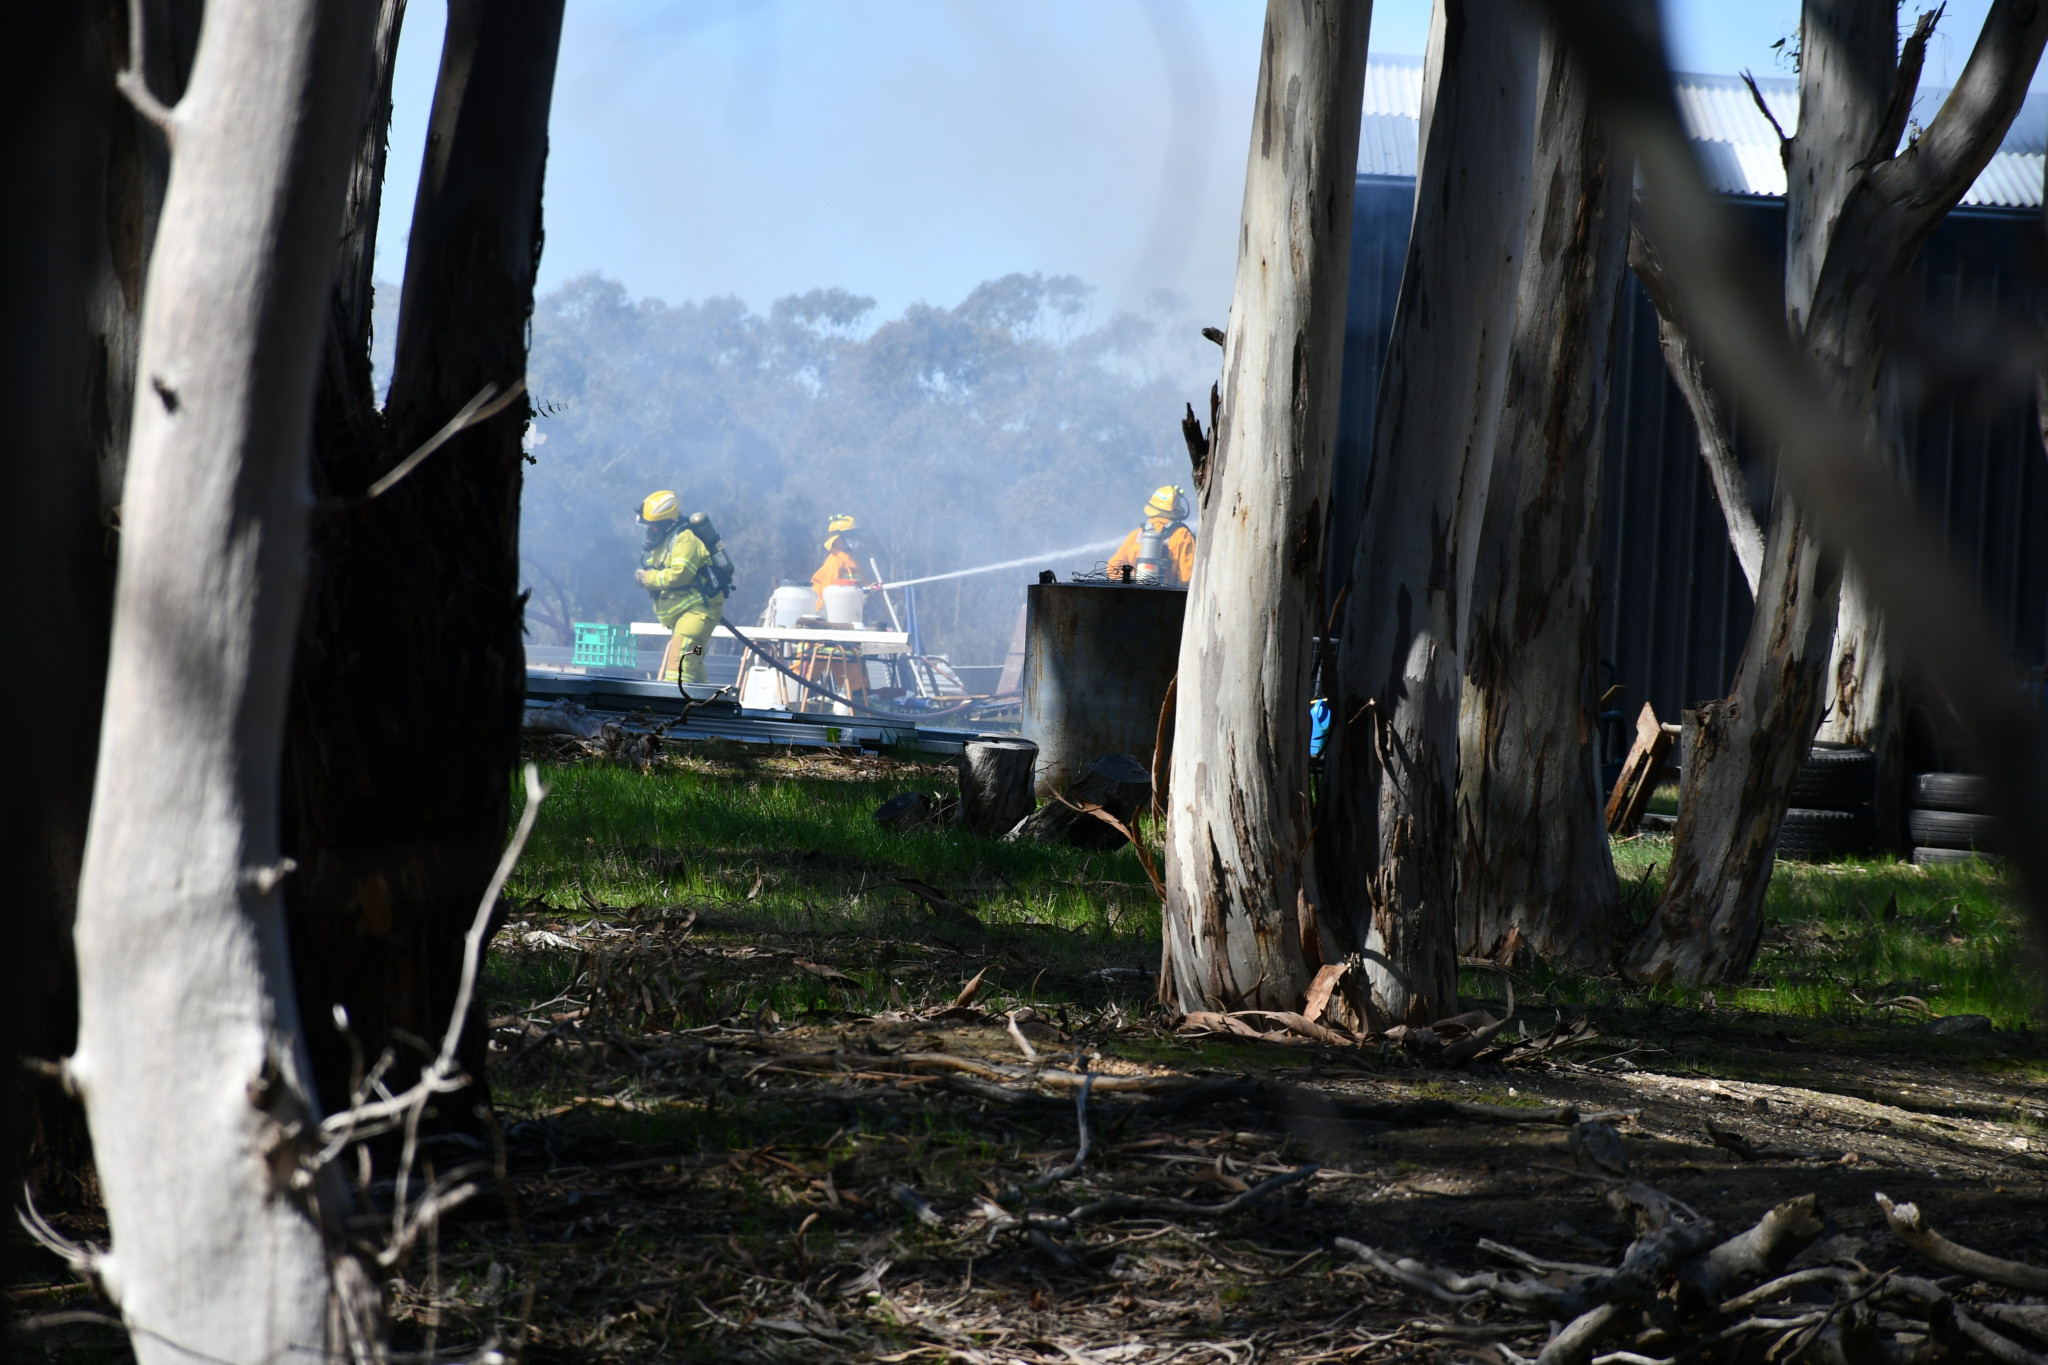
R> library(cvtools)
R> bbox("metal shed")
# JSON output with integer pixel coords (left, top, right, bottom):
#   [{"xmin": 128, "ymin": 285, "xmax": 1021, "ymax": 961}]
[{"xmin": 1329, "ymin": 62, "xmax": 2048, "ymax": 727}]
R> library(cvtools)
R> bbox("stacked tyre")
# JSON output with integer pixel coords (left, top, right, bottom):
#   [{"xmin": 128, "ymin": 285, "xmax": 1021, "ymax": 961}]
[
  {"xmin": 1776, "ymin": 743, "xmax": 1875, "ymax": 862},
  {"xmin": 1907, "ymin": 773, "xmax": 2001, "ymax": 865}
]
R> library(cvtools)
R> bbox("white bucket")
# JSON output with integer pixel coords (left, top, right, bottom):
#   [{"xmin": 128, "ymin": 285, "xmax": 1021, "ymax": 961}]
[
  {"xmin": 769, "ymin": 584, "xmax": 810, "ymax": 627},
  {"xmin": 822, "ymin": 584, "xmax": 865, "ymax": 627}
]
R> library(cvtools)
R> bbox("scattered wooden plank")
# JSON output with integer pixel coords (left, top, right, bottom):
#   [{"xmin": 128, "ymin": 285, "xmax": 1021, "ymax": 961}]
[{"xmin": 1605, "ymin": 702, "xmax": 1678, "ymax": 835}]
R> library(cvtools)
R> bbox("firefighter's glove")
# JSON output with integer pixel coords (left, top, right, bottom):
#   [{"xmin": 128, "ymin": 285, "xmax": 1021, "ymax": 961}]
[{"xmin": 634, "ymin": 569, "xmax": 653, "ymax": 587}]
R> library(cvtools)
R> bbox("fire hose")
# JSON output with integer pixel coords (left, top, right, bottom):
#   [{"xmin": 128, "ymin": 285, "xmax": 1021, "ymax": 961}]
[{"xmin": 713, "ymin": 618, "xmax": 980, "ymax": 722}]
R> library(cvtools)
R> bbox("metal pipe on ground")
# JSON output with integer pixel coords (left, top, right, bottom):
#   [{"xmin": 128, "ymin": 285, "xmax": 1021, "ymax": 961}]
[{"xmin": 1023, "ymin": 581, "xmax": 1186, "ymax": 797}]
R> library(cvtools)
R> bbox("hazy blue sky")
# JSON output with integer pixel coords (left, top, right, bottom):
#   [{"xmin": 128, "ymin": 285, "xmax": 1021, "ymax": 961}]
[{"xmin": 374, "ymin": 1, "xmax": 2032, "ymax": 354}]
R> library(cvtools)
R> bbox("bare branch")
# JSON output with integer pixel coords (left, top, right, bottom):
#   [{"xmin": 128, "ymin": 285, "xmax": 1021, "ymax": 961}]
[
  {"xmin": 115, "ymin": 0, "xmax": 177, "ymax": 141},
  {"xmin": 1878, "ymin": 1192, "xmax": 2048, "ymax": 1294},
  {"xmin": 1867, "ymin": 7, "xmax": 1944, "ymax": 166},
  {"xmin": 1867, "ymin": 0, "xmax": 2048, "ymax": 235},
  {"xmin": 1628, "ymin": 219, "xmax": 1764, "ymax": 594},
  {"xmin": 318, "ymin": 763, "xmax": 547, "ymax": 1150},
  {"xmin": 1952, "ymin": 1304, "xmax": 2048, "ymax": 1365},
  {"xmin": 1739, "ymin": 71, "xmax": 1789, "ymax": 170},
  {"xmin": 1004, "ymin": 1009, "xmax": 1042, "ymax": 1062},
  {"xmin": 365, "ymin": 378, "xmax": 526, "ymax": 498}
]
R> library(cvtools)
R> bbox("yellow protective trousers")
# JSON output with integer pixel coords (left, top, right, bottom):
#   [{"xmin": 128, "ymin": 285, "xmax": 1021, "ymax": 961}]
[{"xmin": 659, "ymin": 599, "xmax": 725, "ymax": 684}]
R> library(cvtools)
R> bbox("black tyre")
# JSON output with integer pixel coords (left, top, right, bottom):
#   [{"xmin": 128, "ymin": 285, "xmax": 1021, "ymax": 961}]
[
  {"xmin": 1905, "ymin": 807, "xmax": 2002, "ymax": 852},
  {"xmin": 1788, "ymin": 744, "xmax": 1874, "ymax": 809},
  {"xmin": 1776, "ymin": 807, "xmax": 1874, "ymax": 862},
  {"xmin": 1912, "ymin": 846, "xmax": 1999, "ymax": 867},
  {"xmin": 1907, "ymin": 772, "xmax": 1991, "ymax": 814}
]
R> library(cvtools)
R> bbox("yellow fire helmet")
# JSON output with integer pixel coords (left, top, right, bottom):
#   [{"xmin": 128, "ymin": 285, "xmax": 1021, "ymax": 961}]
[
  {"xmin": 1145, "ymin": 485, "xmax": 1189, "ymax": 521},
  {"xmin": 825, "ymin": 512, "xmax": 857, "ymax": 548},
  {"xmin": 639, "ymin": 489, "xmax": 681, "ymax": 523}
]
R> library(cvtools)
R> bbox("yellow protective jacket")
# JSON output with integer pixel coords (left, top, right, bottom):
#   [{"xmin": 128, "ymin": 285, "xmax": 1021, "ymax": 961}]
[
  {"xmin": 811, "ymin": 547, "xmax": 865, "ymax": 610},
  {"xmin": 641, "ymin": 527, "xmax": 725, "ymax": 626},
  {"xmin": 1108, "ymin": 517, "xmax": 1196, "ymax": 586}
]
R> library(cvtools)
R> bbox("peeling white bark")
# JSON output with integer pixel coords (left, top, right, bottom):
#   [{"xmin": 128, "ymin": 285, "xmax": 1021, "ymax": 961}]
[
  {"xmin": 1161, "ymin": 0, "xmax": 1371, "ymax": 1012},
  {"xmin": 1456, "ymin": 20, "xmax": 1627, "ymax": 971},
  {"xmin": 1319, "ymin": 0, "xmax": 1538, "ymax": 1024},
  {"xmin": 68, "ymin": 1, "xmax": 377, "ymax": 1357}
]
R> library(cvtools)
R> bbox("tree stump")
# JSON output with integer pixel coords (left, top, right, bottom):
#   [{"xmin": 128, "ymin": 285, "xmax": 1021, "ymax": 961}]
[
  {"xmin": 956, "ymin": 739, "xmax": 1038, "ymax": 835},
  {"xmin": 1009, "ymin": 754, "xmax": 1151, "ymax": 850}
]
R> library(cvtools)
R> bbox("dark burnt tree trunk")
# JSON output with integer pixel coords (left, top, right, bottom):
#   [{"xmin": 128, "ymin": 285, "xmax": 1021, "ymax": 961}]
[
  {"xmin": 1454, "ymin": 21, "xmax": 1627, "ymax": 971},
  {"xmin": 283, "ymin": 0, "xmax": 563, "ymax": 1130},
  {"xmin": 1319, "ymin": 0, "xmax": 1538, "ymax": 1024},
  {"xmin": 4, "ymin": 0, "xmax": 95, "ymax": 1305},
  {"xmin": 1158, "ymin": 0, "xmax": 1371, "ymax": 1013},
  {"xmin": 1627, "ymin": 0, "xmax": 2048, "ymax": 983},
  {"xmin": 12, "ymin": 0, "xmax": 204, "ymax": 1202}
]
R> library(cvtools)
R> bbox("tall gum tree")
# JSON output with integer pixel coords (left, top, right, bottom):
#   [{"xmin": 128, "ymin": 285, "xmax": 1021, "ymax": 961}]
[
  {"xmin": 1626, "ymin": 0, "xmax": 2048, "ymax": 984},
  {"xmin": 1454, "ymin": 21, "xmax": 1629, "ymax": 970},
  {"xmin": 283, "ymin": 0, "xmax": 564, "ymax": 1131},
  {"xmin": 64, "ymin": 0, "xmax": 379, "ymax": 1355},
  {"xmin": 1318, "ymin": 0, "xmax": 1538, "ymax": 1024},
  {"xmin": 1160, "ymin": 0, "xmax": 1371, "ymax": 1012}
]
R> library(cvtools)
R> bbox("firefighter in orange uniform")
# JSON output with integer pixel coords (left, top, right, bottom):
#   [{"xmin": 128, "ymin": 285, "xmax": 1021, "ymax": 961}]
[
  {"xmin": 811, "ymin": 513, "xmax": 873, "ymax": 610},
  {"xmin": 1107, "ymin": 485, "xmax": 1196, "ymax": 586}
]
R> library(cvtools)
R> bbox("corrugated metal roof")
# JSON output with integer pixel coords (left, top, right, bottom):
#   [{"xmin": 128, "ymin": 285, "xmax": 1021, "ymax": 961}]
[
  {"xmin": 1356, "ymin": 58, "xmax": 2047, "ymax": 209},
  {"xmin": 1361, "ymin": 54, "xmax": 1424, "ymax": 121}
]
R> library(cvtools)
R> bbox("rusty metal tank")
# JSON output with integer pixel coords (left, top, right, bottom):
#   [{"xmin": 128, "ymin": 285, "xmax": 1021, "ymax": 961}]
[{"xmin": 1022, "ymin": 580, "xmax": 1186, "ymax": 796}]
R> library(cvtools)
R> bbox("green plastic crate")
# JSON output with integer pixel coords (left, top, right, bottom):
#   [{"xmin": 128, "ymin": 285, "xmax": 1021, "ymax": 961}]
[{"xmin": 572, "ymin": 621, "xmax": 637, "ymax": 669}]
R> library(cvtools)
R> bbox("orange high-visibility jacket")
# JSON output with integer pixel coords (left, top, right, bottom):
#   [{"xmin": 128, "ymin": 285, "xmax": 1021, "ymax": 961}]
[
  {"xmin": 811, "ymin": 547, "xmax": 864, "ymax": 610},
  {"xmin": 1107, "ymin": 518, "xmax": 1196, "ymax": 586}
]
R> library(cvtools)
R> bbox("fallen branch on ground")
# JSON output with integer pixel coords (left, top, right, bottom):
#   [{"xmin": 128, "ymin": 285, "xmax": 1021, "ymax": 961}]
[{"xmin": 1878, "ymin": 1192, "xmax": 2048, "ymax": 1295}]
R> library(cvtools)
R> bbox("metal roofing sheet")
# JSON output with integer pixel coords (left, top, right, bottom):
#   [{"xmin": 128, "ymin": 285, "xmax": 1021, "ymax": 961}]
[
  {"xmin": 1355, "ymin": 58, "xmax": 2045, "ymax": 208},
  {"xmin": 1360, "ymin": 54, "xmax": 1424, "ymax": 120}
]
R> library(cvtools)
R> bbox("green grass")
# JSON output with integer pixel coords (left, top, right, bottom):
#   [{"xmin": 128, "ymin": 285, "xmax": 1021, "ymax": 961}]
[
  {"xmin": 1491, "ymin": 831, "xmax": 2037, "ymax": 1028},
  {"xmin": 502, "ymin": 743, "xmax": 2035, "ymax": 1032},
  {"xmin": 489, "ymin": 744, "xmax": 1165, "ymax": 1032},
  {"xmin": 506, "ymin": 745, "xmax": 1159, "ymax": 938}
]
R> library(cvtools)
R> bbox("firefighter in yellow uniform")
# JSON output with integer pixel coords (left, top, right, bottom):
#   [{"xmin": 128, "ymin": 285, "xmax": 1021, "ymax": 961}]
[
  {"xmin": 811, "ymin": 513, "xmax": 871, "ymax": 611},
  {"xmin": 1107, "ymin": 485, "xmax": 1197, "ymax": 586},
  {"xmin": 634, "ymin": 490, "xmax": 729, "ymax": 684}
]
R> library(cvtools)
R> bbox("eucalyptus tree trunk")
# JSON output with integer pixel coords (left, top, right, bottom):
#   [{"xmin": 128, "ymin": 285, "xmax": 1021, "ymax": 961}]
[
  {"xmin": 1160, "ymin": 0, "xmax": 1370, "ymax": 1013},
  {"xmin": 81, "ymin": 0, "xmax": 201, "ymax": 522},
  {"xmin": 1796, "ymin": 2, "xmax": 1915, "ymax": 848},
  {"xmin": 1455, "ymin": 22, "xmax": 1627, "ymax": 971},
  {"xmin": 1628, "ymin": 0, "xmax": 2048, "ymax": 983},
  {"xmin": 1318, "ymin": 0, "xmax": 1538, "ymax": 1024},
  {"xmin": 283, "ymin": 0, "xmax": 563, "ymax": 1127},
  {"xmin": 67, "ymin": 0, "xmax": 377, "ymax": 1356}
]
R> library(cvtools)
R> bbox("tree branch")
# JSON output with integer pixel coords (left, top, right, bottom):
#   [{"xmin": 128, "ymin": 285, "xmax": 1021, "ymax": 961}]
[
  {"xmin": 1739, "ymin": 70, "xmax": 1789, "ymax": 170},
  {"xmin": 1866, "ymin": 0, "xmax": 2048, "ymax": 233},
  {"xmin": 1867, "ymin": 7, "xmax": 1943, "ymax": 167},
  {"xmin": 1628, "ymin": 219, "xmax": 1764, "ymax": 594},
  {"xmin": 115, "ymin": 0, "xmax": 178, "ymax": 141}
]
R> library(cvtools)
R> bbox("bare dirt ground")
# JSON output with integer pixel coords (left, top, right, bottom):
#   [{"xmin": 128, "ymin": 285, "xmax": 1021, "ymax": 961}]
[
  {"xmin": 12, "ymin": 741, "xmax": 2047, "ymax": 1363},
  {"xmin": 366, "ymin": 913, "xmax": 2048, "ymax": 1364}
]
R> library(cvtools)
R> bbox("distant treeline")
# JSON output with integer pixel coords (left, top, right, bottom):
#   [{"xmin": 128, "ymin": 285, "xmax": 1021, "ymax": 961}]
[{"xmin": 378, "ymin": 272, "xmax": 1201, "ymax": 665}]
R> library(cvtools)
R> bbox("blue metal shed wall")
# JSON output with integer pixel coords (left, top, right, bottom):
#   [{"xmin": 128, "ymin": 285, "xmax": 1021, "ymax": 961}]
[{"xmin": 1330, "ymin": 179, "xmax": 2048, "ymax": 725}]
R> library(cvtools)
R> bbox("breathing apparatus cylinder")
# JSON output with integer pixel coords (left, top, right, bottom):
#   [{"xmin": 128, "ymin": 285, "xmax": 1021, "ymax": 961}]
[
  {"xmin": 1134, "ymin": 524, "xmax": 1165, "ymax": 585},
  {"xmin": 687, "ymin": 511, "xmax": 738, "ymax": 597}
]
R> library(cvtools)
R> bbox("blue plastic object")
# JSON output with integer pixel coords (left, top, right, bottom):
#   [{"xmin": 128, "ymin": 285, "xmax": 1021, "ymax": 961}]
[{"xmin": 1309, "ymin": 697, "xmax": 1331, "ymax": 758}]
